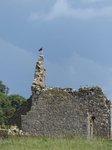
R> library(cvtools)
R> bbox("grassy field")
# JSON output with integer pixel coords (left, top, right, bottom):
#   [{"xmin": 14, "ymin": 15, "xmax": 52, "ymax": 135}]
[{"xmin": 0, "ymin": 136, "xmax": 112, "ymax": 150}]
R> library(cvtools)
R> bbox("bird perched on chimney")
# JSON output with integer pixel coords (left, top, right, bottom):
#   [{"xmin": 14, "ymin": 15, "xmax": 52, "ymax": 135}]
[{"xmin": 38, "ymin": 47, "xmax": 43, "ymax": 51}]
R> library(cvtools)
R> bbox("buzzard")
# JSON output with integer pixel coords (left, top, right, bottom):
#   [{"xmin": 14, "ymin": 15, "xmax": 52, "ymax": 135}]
[{"xmin": 38, "ymin": 47, "xmax": 43, "ymax": 51}]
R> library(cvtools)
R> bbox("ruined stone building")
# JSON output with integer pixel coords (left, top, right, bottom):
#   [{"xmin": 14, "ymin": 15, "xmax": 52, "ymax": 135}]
[{"xmin": 9, "ymin": 50, "xmax": 111, "ymax": 139}]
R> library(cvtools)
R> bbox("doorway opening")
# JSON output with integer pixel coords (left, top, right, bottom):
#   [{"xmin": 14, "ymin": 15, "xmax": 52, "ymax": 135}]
[{"xmin": 88, "ymin": 114, "xmax": 95, "ymax": 139}]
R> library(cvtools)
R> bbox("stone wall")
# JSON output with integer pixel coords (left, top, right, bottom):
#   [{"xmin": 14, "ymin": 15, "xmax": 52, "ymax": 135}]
[
  {"xmin": 31, "ymin": 54, "xmax": 46, "ymax": 95},
  {"xmin": 68, "ymin": 87, "xmax": 111, "ymax": 139},
  {"xmin": 9, "ymin": 51, "xmax": 111, "ymax": 139},
  {"xmin": 21, "ymin": 87, "xmax": 111, "ymax": 138},
  {"xmin": 21, "ymin": 88, "xmax": 88, "ymax": 137}
]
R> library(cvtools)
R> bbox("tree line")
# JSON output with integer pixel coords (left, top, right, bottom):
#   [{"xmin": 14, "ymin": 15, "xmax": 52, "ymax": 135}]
[{"xmin": 0, "ymin": 80, "xmax": 26, "ymax": 125}]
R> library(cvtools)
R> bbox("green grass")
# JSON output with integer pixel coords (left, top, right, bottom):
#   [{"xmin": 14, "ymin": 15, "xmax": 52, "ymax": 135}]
[{"xmin": 0, "ymin": 136, "xmax": 112, "ymax": 150}]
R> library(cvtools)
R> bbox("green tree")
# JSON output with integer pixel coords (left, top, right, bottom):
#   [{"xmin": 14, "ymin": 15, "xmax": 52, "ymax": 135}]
[
  {"xmin": 0, "ymin": 92, "xmax": 9, "ymax": 124},
  {"xmin": 0, "ymin": 80, "xmax": 9, "ymax": 94},
  {"xmin": 0, "ymin": 80, "xmax": 26, "ymax": 125},
  {"xmin": 8, "ymin": 94, "xmax": 26, "ymax": 110},
  {"xmin": 0, "ymin": 108, "xmax": 4, "ymax": 124}
]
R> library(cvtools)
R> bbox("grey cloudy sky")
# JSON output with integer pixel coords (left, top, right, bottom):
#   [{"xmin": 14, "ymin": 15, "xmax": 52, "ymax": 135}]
[{"xmin": 0, "ymin": 0, "xmax": 112, "ymax": 99}]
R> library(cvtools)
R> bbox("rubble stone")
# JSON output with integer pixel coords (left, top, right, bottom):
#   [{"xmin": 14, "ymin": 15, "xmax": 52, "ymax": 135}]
[{"xmin": 0, "ymin": 125, "xmax": 29, "ymax": 137}]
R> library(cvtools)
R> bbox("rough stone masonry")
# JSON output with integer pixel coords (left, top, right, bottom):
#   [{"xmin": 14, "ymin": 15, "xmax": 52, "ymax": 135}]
[
  {"xmin": 31, "ymin": 51, "xmax": 46, "ymax": 106},
  {"xmin": 10, "ymin": 49, "xmax": 111, "ymax": 139}
]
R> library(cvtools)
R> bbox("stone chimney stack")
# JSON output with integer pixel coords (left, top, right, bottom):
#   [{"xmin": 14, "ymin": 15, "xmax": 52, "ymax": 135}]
[{"xmin": 31, "ymin": 49, "xmax": 46, "ymax": 97}]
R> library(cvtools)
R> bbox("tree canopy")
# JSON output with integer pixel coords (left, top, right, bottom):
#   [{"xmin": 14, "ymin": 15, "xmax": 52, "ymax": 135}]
[
  {"xmin": 0, "ymin": 80, "xmax": 9, "ymax": 94},
  {"xmin": 0, "ymin": 81, "xmax": 26, "ymax": 125}
]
